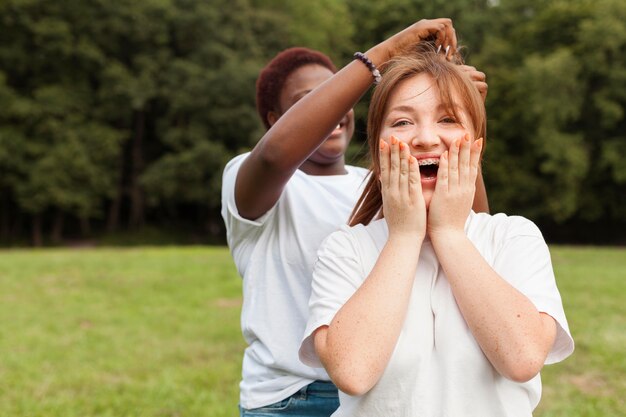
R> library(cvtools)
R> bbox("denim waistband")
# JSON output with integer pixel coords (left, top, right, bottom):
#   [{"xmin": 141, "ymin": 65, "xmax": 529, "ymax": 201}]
[{"xmin": 302, "ymin": 380, "xmax": 339, "ymax": 395}]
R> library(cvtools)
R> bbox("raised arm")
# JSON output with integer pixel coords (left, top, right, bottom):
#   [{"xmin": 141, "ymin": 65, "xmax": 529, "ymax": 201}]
[
  {"xmin": 313, "ymin": 138, "xmax": 427, "ymax": 396},
  {"xmin": 235, "ymin": 19, "xmax": 458, "ymax": 220}
]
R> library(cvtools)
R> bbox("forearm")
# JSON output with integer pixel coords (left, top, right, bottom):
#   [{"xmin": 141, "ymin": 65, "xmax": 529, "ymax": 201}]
[
  {"xmin": 316, "ymin": 235, "xmax": 422, "ymax": 395},
  {"xmin": 236, "ymin": 60, "xmax": 373, "ymax": 219},
  {"xmin": 252, "ymin": 60, "xmax": 373, "ymax": 172},
  {"xmin": 431, "ymin": 232, "xmax": 556, "ymax": 382}
]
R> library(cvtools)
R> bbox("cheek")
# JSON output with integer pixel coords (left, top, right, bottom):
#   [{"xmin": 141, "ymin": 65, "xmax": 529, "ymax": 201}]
[
  {"xmin": 438, "ymin": 126, "xmax": 469, "ymax": 149},
  {"xmin": 379, "ymin": 126, "xmax": 413, "ymax": 144}
]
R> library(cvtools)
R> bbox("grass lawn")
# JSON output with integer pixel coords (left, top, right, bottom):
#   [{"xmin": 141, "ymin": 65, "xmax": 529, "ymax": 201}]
[{"xmin": 0, "ymin": 246, "xmax": 624, "ymax": 416}]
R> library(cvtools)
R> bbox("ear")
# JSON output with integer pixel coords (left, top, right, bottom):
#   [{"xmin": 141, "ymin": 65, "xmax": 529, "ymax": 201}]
[{"xmin": 267, "ymin": 111, "xmax": 280, "ymax": 127}]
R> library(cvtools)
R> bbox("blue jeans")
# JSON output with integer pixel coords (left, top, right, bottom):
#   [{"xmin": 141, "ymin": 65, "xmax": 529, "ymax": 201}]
[{"xmin": 239, "ymin": 380, "xmax": 340, "ymax": 417}]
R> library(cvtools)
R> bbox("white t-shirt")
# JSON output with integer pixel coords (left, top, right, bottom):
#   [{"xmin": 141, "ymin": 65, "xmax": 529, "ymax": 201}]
[
  {"xmin": 221, "ymin": 152, "xmax": 368, "ymax": 409},
  {"xmin": 300, "ymin": 211, "xmax": 574, "ymax": 417}
]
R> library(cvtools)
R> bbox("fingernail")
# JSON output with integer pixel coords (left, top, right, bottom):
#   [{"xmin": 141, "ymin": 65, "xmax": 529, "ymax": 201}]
[
  {"xmin": 476, "ymin": 138, "xmax": 483, "ymax": 148},
  {"xmin": 455, "ymin": 139, "xmax": 461, "ymax": 148},
  {"xmin": 464, "ymin": 134, "xmax": 470, "ymax": 143},
  {"xmin": 443, "ymin": 151, "xmax": 448, "ymax": 160},
  {"xmin": 380, "ymin": 140, "xmax": 386, "ymax": 150},
  {"xmin": 399, "ymin": 142, "xmax": 405, "ymax": 150},
  {"xmin": 391, "ymin": 136, "xmax": 398, "ymax": 145},
  {"xmin": 409, "ymin": 156, "xmax": 415, "ymax": 164}
]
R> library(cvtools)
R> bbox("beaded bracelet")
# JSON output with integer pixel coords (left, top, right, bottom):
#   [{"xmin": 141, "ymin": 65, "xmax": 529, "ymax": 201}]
[{"xmin": 354, "ymin": 52, "xmax": 382, "ymax": 84}]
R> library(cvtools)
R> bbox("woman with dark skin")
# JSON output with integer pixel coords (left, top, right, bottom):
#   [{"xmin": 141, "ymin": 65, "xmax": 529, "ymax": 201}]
[{"xmin": 222, "ymin": 18, "xmax": 489, "ymax": 417}]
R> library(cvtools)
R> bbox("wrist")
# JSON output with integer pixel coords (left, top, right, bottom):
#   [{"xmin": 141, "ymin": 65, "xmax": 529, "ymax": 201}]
[
  {"xmin": 429, "ymin": 228, "xmax": 466, "ymax": 246},
  {"xmin": 365, "ymin": 44, "xmax": 390, "ymax": 68},
  {"xmin": 387, "ymin": 231, "xmax": 425, "ymax": 246}
]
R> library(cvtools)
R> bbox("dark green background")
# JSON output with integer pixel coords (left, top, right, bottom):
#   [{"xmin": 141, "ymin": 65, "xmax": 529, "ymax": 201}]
[{"xmin": 1, "ymin": 0, "xmax": 624, "ymax": 246}]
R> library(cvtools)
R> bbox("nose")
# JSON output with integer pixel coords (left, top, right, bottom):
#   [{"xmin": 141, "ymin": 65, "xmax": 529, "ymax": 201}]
[{"xmin": 410, "ymin": 126, "xmax": 440, "ymax": 150}]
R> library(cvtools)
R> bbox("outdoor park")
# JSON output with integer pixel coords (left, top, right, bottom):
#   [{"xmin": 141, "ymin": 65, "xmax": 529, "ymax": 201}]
[
  {"xmin": 1, "ymin": 246, "xmax": 624, "ymax": 416},
  {"xmin": 1, "ymin": 0, "xmax": 625, "ymax": 416}
]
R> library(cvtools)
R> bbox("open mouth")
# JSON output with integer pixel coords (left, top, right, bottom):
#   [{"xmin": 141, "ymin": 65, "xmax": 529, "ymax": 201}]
[
  {"xmin": 331, "ymin": 122, "xmax": 344, "ymax": 136},
  {"xmin": 418, "ymin": 158, "xmax": 439, "ymax": 180}
]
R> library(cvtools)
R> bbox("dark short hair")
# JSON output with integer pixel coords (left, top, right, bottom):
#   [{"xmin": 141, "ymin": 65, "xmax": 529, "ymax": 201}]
[{"xmin": 256, "ymin": 47, "xmax": 337, "ymax": 130}]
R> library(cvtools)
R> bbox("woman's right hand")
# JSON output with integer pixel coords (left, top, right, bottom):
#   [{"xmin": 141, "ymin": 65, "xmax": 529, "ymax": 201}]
[
  {"xmin": 379, "ymin": 136, "xmax": 426, "ymax": 242},
  {"xmin": 368, "ymin": 18, "xmax": 457, "ymax": 64}
]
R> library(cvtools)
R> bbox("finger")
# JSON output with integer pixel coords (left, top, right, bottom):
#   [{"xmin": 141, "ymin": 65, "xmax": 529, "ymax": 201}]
[
  {"xmin": 459, "ymin": 134, "xmax": 472, "ymax": 185},
  {"xmin": 389, "ymin": 135, "xmax": 400, "ymax": 191},
  {"xmin": 472, "ymin": 70, "xmax": 486, "ymax": 82},
  {"xmin": 448, "ymin": 138, "xmax": 461, "ymax": 187},
  {"xmin": 445, "ymin": 26, "xmax": 457, "ymax": 60},
  {"xmin": 459, "ymin": 66, "xmax": 486, "ymax": 82},
  {"xmin": 379, "ymin": 139, "xmax": 390, "ymax": 189},
  {"xmin": 435, "ymin": 151, "xmax": 449, "ymax": 194},
  {"xmin": 457, "ymin": 65, "xmax": 488, "ymax": 97},
  {"xmin": 399, "ymin": 141, "xmax": 410, "ymax": 201},
  {"xmin": 474, "ymin": 82, "xmax": 488, "ymax": 101},
  {"xmin": 469, "ymin": 138, "xmax": 483, "ymax": 184},
  {"xmin": 458, "ymin": 64, "xmax": 477, "ymax": 74},
  {"xmin": 430, "ymin": 19, "xmax": 451, "ymax": 48},
  {"xmin": 408, "ymin": 155, "xmax": 423, "ymax": 204}
]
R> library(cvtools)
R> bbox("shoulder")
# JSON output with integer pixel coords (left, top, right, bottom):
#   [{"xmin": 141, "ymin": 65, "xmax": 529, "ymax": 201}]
[
  {"xmin": 467, "ymin": 211, "xmax": 544, "ymax": 242},
  {"xmin": 345, "ymin": 164, "xmax": 370, "ymax": 178},
  {"xmin": 319, "ymin": 219, "xmax": 387, "ymax": 260},
  {"xmin": 222, "ymin": 152, "xmax": 251, "ymax": 188},
  {"xmin": 222, "ymin": 152, "xmax": 250, "ymax": 178}
]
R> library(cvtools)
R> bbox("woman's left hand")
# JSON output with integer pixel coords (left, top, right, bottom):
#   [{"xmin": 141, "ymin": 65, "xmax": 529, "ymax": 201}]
[{"xmin": 427, "ymin": 134, "xmax": 483, "ymax": 240}]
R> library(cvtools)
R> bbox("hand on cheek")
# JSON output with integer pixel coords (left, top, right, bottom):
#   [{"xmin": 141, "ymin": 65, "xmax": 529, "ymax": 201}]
[
  {"xmin": 427, "ymin": 134, "xmax": 483, "ymax": 239},
  {"xmin": 379, "ymin": 136, "xmax": 426, "ymax": 241}
]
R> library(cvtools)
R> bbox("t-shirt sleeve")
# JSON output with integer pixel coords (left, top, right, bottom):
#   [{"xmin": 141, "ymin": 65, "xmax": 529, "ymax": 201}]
[
  {"xmin": 299, "ymin": 228, "xmax": 364, "ymax": 368},
  {"xmin": 220, "ymin": 154, "xmax": 277, "ymax": 274},
  {"xmin": 492, "ymin": 217, "xmax": 574, "ymax": 364}
]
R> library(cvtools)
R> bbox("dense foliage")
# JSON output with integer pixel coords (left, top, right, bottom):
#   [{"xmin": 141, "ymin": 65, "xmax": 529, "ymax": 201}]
[{"xmin": 0, "ymin": 0, "xmax": 624, "ymax": 245}]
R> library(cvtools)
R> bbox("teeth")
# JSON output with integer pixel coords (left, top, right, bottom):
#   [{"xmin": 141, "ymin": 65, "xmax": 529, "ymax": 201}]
[{"xmin": 417, "ymin": 158, "xmax": 439, "ymax": 166}]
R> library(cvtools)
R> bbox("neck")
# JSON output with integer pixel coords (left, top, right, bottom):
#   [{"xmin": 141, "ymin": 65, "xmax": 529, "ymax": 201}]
[{"xmin": 299, "ymin": 158, "xmax": 347, "ymax": 176}]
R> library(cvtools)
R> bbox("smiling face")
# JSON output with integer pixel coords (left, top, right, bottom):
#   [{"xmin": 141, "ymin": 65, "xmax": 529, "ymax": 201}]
[
  {"xmin": 380, "ymin": 73, "xmax": 473, "ymax": 208},
  {"xmin": 272, "ymin": 64, "xmax": 354, "ymax": 169},
  {"xmin": 349, "ymin": 50, "xmax": 486, "ymax": 227}
]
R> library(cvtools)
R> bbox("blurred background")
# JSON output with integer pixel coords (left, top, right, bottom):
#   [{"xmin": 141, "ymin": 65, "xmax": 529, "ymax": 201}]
[
  {"xmin": 1, "ymin": 0, "xmax": 625, "ymax": 248},
  {"xmin": 1, "ymin": 1, "xmax": 625, "ymax": 416}
]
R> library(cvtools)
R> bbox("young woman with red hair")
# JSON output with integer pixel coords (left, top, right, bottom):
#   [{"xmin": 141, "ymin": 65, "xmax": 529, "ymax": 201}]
[{"xmin": 300, "ymin": 45, "xmax": 574, "ymax": 416}]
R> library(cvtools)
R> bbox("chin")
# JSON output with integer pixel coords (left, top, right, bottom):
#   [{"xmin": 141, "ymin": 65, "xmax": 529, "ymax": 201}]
[{"xmin": 317, "ymin": 142, "xmax": 347, "ymax": 160}]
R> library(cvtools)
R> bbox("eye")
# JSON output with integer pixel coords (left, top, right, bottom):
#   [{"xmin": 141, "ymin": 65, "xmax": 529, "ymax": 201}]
[
  {"xmin": 391, "ymin": 120, "xmax": 411, "ymax": 127},
  {"xmin": 439, "ymin": 116, "xmax": 458, "ymax": 124}
]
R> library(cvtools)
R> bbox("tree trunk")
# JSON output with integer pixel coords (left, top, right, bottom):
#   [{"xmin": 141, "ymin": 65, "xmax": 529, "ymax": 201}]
[
  {"xmin": 32, "ymin": 213, "xmax": 43, "ymax": 247},
  {"xmin": 80, "ymin": 217, "xmax": 91, "ymax": 236},
  {"xmin": 129, "ymin": 109, "xmax": 145, "ymax": 229},
  {"xmin": 107, "ymin": 187, "xmax": 122, "ymax": 232},
  {"xmin": 51, "ymin": 209, "xmax": 64, "ymax": 244},
  {"xmin": 0, "ymin": 191, "xmax": 9, "ymax": 241}
]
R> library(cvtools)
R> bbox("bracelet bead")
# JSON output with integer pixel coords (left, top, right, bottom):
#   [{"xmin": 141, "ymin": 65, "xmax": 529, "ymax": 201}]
[{"xmin": 353, "ymin": 52, "xmax": 382, "ymax": 84}]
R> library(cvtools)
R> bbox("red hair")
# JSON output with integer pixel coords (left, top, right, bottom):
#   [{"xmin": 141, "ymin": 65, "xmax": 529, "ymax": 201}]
[{"xmin": 256, "ymin": 47, "xmax": 337, "ymax": 130}]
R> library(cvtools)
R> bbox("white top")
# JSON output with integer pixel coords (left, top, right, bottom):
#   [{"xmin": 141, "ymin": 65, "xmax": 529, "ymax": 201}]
[
  {"xmin": 221, "ymin": 152, "xmax": 368, "ymax": 409},
  {"xmin": 300, "ymin": 211, "xmax": 574, "ymax": 417}
]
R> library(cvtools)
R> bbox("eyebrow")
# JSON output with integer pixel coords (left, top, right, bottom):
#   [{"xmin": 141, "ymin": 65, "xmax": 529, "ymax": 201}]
[{"xmin": 387, "ymin": 103, "xmax": 458, "ymax": 114}]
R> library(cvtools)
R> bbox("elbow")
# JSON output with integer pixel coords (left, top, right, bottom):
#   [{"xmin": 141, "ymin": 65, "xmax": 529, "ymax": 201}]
[
  {"xmin": 321, "ymin": 356, "xmax": 377, "ymax": 396},
  {"xmin": 330, "ymin": 369, "xmax": 376, "ymax": 397},
  {"xmin": 254, "ymin": 137, "xmax": 291, "ymax": 172},
  {"xmin": 501, "ymin": 352, "xmax": 545, "ymax": 383}
]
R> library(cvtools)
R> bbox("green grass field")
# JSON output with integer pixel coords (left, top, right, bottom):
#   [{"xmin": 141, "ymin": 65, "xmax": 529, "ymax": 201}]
[{"xmin": 0, "ymin": 246, "xmax": 624, "ymax": 416}]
